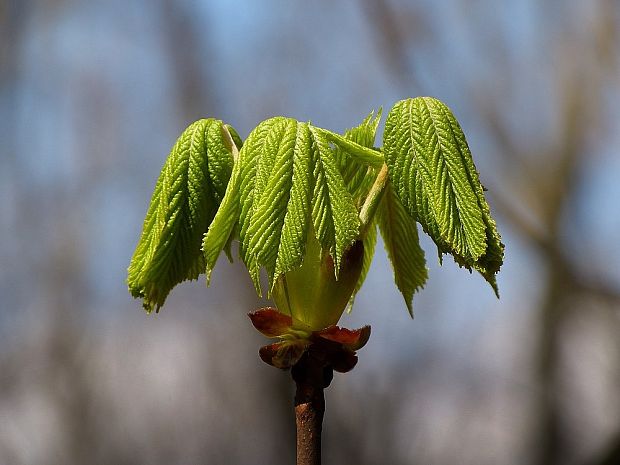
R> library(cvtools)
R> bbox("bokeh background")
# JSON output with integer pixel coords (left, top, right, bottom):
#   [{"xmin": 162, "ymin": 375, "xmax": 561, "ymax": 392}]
[{"xmin": 2, "ymin": 1, "xmax": 619, "ymax": 464}]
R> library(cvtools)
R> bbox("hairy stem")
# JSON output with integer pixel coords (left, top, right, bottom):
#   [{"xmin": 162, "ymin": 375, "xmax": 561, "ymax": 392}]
[
  {"xmin": 291, "ymin": 353, "xmax": 332, "ymax": 465},
  {"xmin": 359, "ymin": 163, "xmax": 388, "ymax": 235},
  {"xmin": 320, "ymin": 128, "xmax": 384, "ymax": 168}
]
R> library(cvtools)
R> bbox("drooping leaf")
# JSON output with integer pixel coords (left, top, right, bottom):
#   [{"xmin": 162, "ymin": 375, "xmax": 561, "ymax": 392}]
[
  {"xmin": 202, "ymin": 154, "xmax": 241, "ymax": 283},
  {"xmin": 202, "ymin": 124, "xmax": 243, "ymax": 281},
  {"xmin": 332, "ymin": 111, "xmax": 384, "ymax": 310},
  {"xmin": 237, "ymin": 119, "xmax": 275, "ymax": 273},
  {"xmin": 232, "ymin": 118, "xmax": 309, "ymax": 292},
  {"xmin": 225, "ymin": 117, "xmax": 361, "ymax": 296},
  {"xmin": 377, "ymin": 182, "xmax": 428, "ymax": 315},
  {"xmin": 441, "ymin": 108, "xmax": 504, "ymax": 294},
  {"xmin": 309, "ymin": 126, "xmax": 360, "ymax": 276},
  {"xmin": 383, "ymin": 97, "xmax": 503, "ymax": 291},
  {"xmin": 274, "ymin": 123, "xmax": 314, "ymax": 279},
  {"xmin": 242, "ymin": 118, "xmax": 298, "ymax": 288},
  {"xmin": 127, "ymin": 119, "xmax": 238, "ymax": 312}
]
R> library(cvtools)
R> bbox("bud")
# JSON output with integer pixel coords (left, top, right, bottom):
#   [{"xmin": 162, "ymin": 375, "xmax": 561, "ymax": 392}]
[{"xmin": 272, "ymin": 234, "xmax": 364, "ymax": 331}]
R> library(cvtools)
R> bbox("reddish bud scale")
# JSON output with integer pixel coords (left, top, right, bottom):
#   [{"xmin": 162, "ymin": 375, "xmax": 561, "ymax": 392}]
[{"xmin": 248, "ymin": 307, "xmax": 371, "ymax": 371}]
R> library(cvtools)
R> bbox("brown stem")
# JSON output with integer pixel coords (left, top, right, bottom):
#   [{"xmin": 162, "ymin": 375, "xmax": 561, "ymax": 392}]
[{"xmin": 291, "ymin": 353, "xmax": 332, "ymax": 465}]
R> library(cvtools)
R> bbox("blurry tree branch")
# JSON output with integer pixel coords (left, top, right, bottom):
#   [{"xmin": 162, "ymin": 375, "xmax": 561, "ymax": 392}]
[
  {"xmin": 477, "ymin": 4, "xmax": 619, "ymax": 463},
  {"xmin": 359, "ymin": 0, "xmax": 426, "ymax": 93},
  {"xmin": 362, "ymin": 1, "xmax": 620, "ymax": 464},
  {"xmin": 583, "ymin": 430, "xmax": 620, "ymax": 465},
  {"xmin": 158, "ymin": 0, "xmax": 217, "ymax": 122}
]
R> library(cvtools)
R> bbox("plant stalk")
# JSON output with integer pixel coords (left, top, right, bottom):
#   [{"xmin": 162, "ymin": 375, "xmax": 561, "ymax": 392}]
[
  {"xmin": 292, "ymin": 352, "xmax": 331, "ymax": 465},
  {"xmin": 359, "ymin": 163, "xmax": 389, "ymax": 236},
  {"xmin": 320, "ymin": 128, "xmax": 384, "ymax": 168}
]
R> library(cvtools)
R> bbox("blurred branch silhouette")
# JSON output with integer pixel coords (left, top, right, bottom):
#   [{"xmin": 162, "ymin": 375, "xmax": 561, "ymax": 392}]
[
  {"xmin": 158, "ymin": 0, "xmax": 217, "ymax": 122},
  {"xmin": 1, "ymin": 1, "xmax": 292, "ymax": 464},
  {"xmin": 472, "ymin": 5, "xmax": 620, "ymax": 463},
  {"xmin": 362, "ymin": 1, "xmax": 620, "ymax": 464}
]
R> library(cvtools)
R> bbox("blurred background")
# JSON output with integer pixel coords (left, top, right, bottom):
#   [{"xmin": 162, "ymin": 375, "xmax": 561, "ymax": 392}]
[{"xmin": 1, "ymin": 1, "xmax": 619, "ymax": 464}]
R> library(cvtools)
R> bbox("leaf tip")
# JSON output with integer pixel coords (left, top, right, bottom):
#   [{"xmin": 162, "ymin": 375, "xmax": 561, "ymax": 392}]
[{"xmin": 405, "ymin": 299, "xmax": 415, "ymax": 319}]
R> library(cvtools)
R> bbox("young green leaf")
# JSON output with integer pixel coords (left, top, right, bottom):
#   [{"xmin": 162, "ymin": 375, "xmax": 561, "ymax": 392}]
[
  {"xmin": 332, "ymin": 110, "xmax": 383, "ymax": 205},
  {"xmin": 309, "ymin": 126, "xmax": 360, "ymax": 276},
  {"xmin": 201, "ymin": 124, "xmax": 244, "ymax": 280},
  {"xmin": 274, "ymin": 123, "xmax": 314, "ymax": 279},
  {"xmin": 127, "ymin": 119, "xmax": 238, "ymax": 312},
  {"xmin": 333, "ymin": 111, "xmax": 383, "ymax": 310},
  {"xmin": 202, "ymin": 144, "xmax": 241, "ymax": 282},
  {"xmin": 383, "ymin": 97, "xmax": 503, "ymax": 292},
  {"xmin": 231, "ymin": 118, "xmax": 302, "ymax": 291},
  {"xmin": 243, "ymin": 118, "xmax": 297, "ymax": 287},
  {"xmin": 227, "ymin": 117, "xmax": 360, "ymax": 295},
  {"xmin": 377, "ymin": 182, "xmax": 428, "ymax": 315}
]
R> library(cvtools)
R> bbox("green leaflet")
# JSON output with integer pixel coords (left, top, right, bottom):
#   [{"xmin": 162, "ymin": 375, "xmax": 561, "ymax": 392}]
[
  {"xmin": 383, "ymin": 97, "xmax": 503, "ymax": 292},
  {"xmin": 332, "ymin": 110, "xmax": 383, "ymax": 206},
  {"xmin": 274, "ymin": 123, "xmax": 313, "ymax": 278},
  {"xmin": 377, "ymin": 182, "xmax": 428, "ymax": 316},
  {"xmin": 202, "ymin": 128, "xmax": 242, "ymax": 283},
  {"xmin": 127, "ymin": 119, "xmax": 238, "ymax": 312},
  {"xmin": 309, "ymin": 126, "xmax": 360, "ymax": 277},
  {"xmin": 333, "ymin": 110, "xmax": 384, "ymax": 307},
  {"xmin": 243, "ymin": 118, "xmax": 299, "ymax": 287},
  {"xmin": 226, "ymin": 117, "xmax": 359, "ymax": 295}
]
